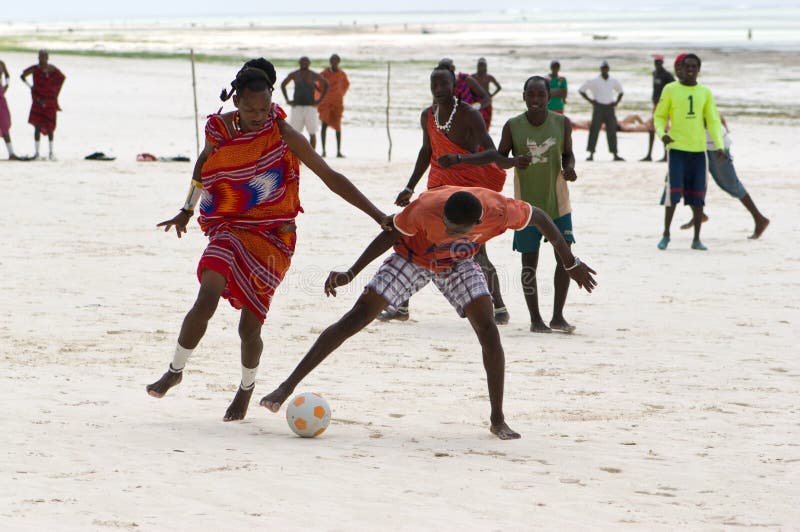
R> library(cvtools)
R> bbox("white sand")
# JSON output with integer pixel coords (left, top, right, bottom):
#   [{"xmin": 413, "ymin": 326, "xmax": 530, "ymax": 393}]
[{"xmin": 1, "ymin": 47, "xmax": 799, "ymax": 530}]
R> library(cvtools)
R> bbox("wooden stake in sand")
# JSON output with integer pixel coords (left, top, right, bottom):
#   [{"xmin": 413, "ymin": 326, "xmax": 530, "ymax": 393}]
[
  {"xmin": 386, "ymin": 61, "xmax": 393, "ymax": 162},
  {"xmin": 190, "ymin": 49, "xmax": 200, "ymax": 158}
]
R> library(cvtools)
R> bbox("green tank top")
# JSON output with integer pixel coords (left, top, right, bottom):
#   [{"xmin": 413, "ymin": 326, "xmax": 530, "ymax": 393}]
[{"xmin": 508, "ymin": 111, "xmax": 567, "ymax": 220}]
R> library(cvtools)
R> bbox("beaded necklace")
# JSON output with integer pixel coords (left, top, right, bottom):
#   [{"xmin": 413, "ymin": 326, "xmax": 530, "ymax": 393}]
[{"xmin": 434, "ymin": 96, "xmax": 458, "ymax": 133}]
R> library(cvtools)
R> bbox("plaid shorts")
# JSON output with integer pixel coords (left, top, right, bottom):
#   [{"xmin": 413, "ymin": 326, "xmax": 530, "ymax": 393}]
[{"xmin": 365, "ymin": 253, "xmax": 491, "ymax": 318}]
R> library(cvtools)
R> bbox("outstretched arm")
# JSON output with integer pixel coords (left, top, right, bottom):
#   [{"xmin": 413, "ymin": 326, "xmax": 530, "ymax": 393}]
[
  {"xmin": 325, "ymin": 227, "xmax": 401, "ymax": 296},
  {"xmin": 528, "ymin": 206, "xmax": 597, "ymax": 292},
  {"xmin": 156, "ymin": 140, "xmax": 215, "ymax": 238},
  {"xmin": 279, "ymin": 120, "xmax": 386, "ymax": 225}
]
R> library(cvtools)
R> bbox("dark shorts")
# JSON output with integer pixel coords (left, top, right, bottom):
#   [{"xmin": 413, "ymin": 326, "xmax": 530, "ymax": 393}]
[
  {"xmin": 512, "ymin": 213, "xmax": 575, "ymax": 253},
  {"xmin": 660, "ymin": 149, "xmax": 707, "ymax": 206}
]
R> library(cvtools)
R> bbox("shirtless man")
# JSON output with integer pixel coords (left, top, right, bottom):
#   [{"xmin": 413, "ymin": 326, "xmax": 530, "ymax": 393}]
[
  {"xmin": 280, "ymin": 56, "xmax": 329, "ymax": 150},
  {"xmin": 472, "ymin": 57, "xmax": 501, "ymax": 130}
]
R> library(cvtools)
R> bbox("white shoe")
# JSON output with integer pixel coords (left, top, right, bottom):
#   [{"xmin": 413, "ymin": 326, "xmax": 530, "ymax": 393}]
[
  {"xmin": 31, "ymin": 153, "xmax": 42, "ymax": 161},
  {"xmin": 48, "ymin": 153, "xmax": 57, "ymax": 161}
]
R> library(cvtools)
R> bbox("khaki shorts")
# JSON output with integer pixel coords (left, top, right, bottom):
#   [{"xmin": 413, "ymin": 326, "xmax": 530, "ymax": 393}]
[{"xmin": 289, "ymin": 105, "xmax": 319, "ymax": 134}]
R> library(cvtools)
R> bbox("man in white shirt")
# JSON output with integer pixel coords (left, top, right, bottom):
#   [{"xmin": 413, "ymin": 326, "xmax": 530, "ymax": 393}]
[{"xmin": 579, "ymin": 60, "xmax": 624, "ymax": 161}]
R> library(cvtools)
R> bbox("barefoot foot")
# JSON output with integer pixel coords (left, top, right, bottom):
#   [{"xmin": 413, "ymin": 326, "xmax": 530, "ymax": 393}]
[
  {"xmin": 549, "ymin": 318, "xmax": 576, "ymax": 333},
  {"xmin": 680, "ymin": 213, "xmax": 709, "ymax": 230},
  {"xmin": 529, "ymin": 319, "xmax": 552, "ymax": 333},
  {"xmin": 223, "ymin": 386, "xmax": 255, "ymax": 421},
  {"xmin": 749, "ymin": 217, "xmax": 769, "ymax": 239},
  {"xmin": 490, "ymin": 422, "xmax": 521, "ymax": 440},
  {"xmin": 259, "ymin": 384, "xmax": 293, "ymax": 413},
  {"xmin": 146, "ymin": 370, "xmax": 182, "ymax": 398}
]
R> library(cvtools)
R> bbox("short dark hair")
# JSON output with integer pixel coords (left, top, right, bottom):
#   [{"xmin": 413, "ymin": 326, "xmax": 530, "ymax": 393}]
[
  {"xmin": 444, "ymin": 191, "xmax": 482, "ymax": 225},
  {"xmin": 220, "ymin": 58, "xmax": 277, "ymax": 101},
  {"xmin": 682, "ymin": 53, "xmax": 702, "ymax": 68},
  {"xmin": 523, "ymin": 75, "xmax": 550, "ymax": 95}
]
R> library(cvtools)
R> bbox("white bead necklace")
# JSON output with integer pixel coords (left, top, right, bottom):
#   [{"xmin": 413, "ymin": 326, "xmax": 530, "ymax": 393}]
[{"xmin": 434, "ymin": 96, "xmax": 458, "ymax": 133}]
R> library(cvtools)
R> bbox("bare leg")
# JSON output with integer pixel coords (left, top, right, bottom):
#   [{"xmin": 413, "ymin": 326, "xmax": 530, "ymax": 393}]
[
  {"xmin": 320, "ymin": 123, "xmax": 328, "ymax": 157},
  {"xmin": 521, "ymin": 251, "xmax": 550, "ymax": 333},
  {"xmin": 335, "ymin": 130, "xmax": 343, "ymax": 157},
  {"xmin": 658, "ymin": 205, "xmax": 677, "ymax": 249},
  {"xmin": 224, "ymin": 307, "xmax": 263, "ymax": 421},
  {"xmin": 550, "ymin": 244, "xmax": 575, "ymax": 333},
  {"xmin": 740, "ymin": 194, "xmax": 770, "ymax": 239},
  {"xmin": 309, "ymin": 133, "xmax": 317, "ymax": 151},
  {"xmin": 690, "ymin": 205, "xmax": 707, "ymax": 250},
  {"xmin": 260, "ymin": 289, "xmax": 387, "ymax": 411},
  {"xmin": 474, "ymin": 245, "xmax": 506, "ymax": 314},
  {"xmin": 464, "ymin": 296, "xmax": 520, "ymax": 440},
  {"xmin": 680, "ymin": 211, "xmax": 709, "ymax": 230},
  {"xmin": 146, "ymin": 270, "xmax": 226, "ymax": 397}
]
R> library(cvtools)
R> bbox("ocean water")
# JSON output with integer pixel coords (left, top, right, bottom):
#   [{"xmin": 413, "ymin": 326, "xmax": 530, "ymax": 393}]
[{"xmin": 1, "ymin": 7, "xmax": 798, "ymax": 127}]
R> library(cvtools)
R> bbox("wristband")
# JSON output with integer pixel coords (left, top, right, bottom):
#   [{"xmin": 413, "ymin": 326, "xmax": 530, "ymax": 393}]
[
  {"xmin": 564, "ymin": 256, "xmax": 581, "ymax": 271},
  {"xmin": 183, "ymin": 179, "xmax": 203, "ymax": 211},
  {"xmin": 403, "ymin": 186, "xmax": 413, "ymax": 194},
  {"xmin": 180, "ymin": 208, "xmax": 194, "ymax": 216}
]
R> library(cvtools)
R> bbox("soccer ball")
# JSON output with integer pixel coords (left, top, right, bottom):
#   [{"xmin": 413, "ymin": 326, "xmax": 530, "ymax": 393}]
[{"xmin": 286, "ymin": 392, "xmax": 331, "ymax": 438}]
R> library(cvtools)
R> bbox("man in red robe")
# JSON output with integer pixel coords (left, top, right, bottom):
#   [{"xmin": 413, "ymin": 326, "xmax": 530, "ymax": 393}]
[{"xmin": 21, "ymin": 50, "xmax": 65, "ymax": 160}]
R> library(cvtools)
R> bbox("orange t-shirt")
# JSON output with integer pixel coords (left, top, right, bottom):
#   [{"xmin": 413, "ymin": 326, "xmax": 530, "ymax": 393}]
[{"xmin": 393, "ymin": 186, "xmax": 532, "ymax": 272}]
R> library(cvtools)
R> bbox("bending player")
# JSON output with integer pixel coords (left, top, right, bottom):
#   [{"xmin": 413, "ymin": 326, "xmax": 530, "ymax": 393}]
[{"xmin": 260, "ymin": 186, "xmax": 597, "ymax": 440}]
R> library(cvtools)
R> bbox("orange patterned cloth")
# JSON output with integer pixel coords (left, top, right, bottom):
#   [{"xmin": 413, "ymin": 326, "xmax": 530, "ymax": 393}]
[
  {"xmin": 197, "ymin": 103, "xmax": 301, "ymax": 322},
  {"xmin": 425, "ymin": 109, "xmax": 506, "ymax": 192},
  {"xmin": 317, "ymin": 68, "xmax": 349, "ymax": 131}
]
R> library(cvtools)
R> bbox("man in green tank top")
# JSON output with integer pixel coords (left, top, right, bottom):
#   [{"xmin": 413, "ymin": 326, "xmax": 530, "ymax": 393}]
[{"xmin": 498, "ymin": 76, "xmax": 579, "ymax": 333}]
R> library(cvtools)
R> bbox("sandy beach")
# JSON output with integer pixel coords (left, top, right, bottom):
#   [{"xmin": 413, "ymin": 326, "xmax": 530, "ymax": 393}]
[{"xmin": 1, "ymin": 14, "xmax": 799, "ymax": 530}]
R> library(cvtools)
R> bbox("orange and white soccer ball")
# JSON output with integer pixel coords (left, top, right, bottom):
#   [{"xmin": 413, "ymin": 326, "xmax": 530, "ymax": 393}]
[{"xmin": 286, "ymin": 392, "xmax": 331, "ymax": 438}]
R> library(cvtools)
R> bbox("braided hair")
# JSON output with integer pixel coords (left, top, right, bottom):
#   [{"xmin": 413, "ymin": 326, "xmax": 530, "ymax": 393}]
[{"xmin": 220, "ymin": 58, "xmax": 277, "ymax": 102}]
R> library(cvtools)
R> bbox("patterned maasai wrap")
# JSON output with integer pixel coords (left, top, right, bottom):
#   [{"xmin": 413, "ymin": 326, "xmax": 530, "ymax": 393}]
[{"xmin": 197, "ymin": 103, "xmax": 301, "ymax": 322}]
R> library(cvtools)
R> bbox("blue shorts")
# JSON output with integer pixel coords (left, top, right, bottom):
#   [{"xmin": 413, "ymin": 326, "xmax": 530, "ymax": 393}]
[
  {"xmin": 660, "ymin": 149, "xmax": 707, "ymax": 206},
  {"xmin": 708, "ymin": 149, "xmax": 747, "ymax": 199},
  {"xmin": 513, "ymin": 213, "xmax": 575, "ymax": 253}
]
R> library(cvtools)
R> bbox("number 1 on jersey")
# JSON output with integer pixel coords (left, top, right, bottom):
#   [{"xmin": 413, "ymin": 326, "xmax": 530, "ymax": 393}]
[{"xmin": 688, "ymin": 95, "xmax": 695, "ymax": 115}]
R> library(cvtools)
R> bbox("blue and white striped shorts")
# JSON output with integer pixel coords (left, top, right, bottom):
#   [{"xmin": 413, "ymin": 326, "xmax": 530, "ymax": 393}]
[{"xmin": 365, "ymin": 253, "xmax": 491, "ymax": 318}]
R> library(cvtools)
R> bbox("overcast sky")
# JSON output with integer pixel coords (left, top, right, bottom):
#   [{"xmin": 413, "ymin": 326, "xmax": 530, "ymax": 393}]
[{"xmin": 1, "ymin": 0, "xmax": 795, "ymax": 23}]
